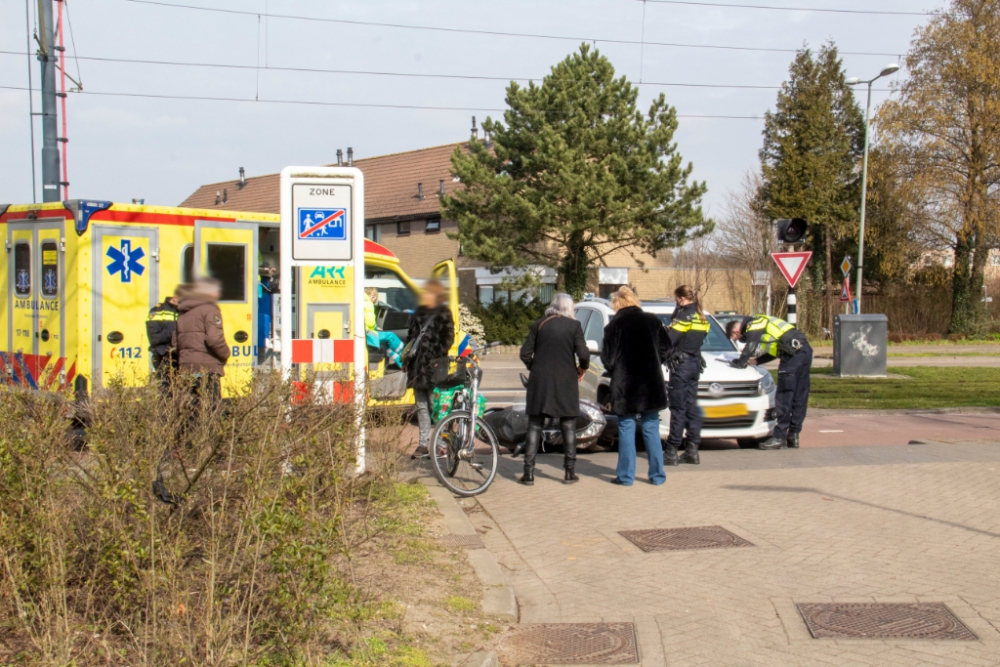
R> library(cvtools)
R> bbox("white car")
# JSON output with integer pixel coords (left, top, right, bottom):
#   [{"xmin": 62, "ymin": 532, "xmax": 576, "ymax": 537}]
[{"xmin": 574, "ymin": 299, "xmax": 776, "ymax": 448}]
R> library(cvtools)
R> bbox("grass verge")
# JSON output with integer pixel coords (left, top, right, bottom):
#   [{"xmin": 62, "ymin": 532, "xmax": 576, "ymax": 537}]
[{"xmin": 803, "ymin": 366, "xmax": 1000, "ymax": 410}]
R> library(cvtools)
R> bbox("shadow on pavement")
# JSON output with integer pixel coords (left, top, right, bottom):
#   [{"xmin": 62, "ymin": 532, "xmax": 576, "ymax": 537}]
[{"xmin": 723, "ymin": 484, "xmax": 1000, "ymax": 539}]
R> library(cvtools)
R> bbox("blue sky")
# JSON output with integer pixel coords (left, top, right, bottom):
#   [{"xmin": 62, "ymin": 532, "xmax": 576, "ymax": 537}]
[{"xmin": 0, "ymin": 0, "xmax": 936, "ymax": 215}]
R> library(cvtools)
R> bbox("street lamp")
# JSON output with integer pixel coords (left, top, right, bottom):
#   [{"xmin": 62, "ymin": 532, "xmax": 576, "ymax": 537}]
[{"xmin": 847, "ymin": 63, "xmax": 899, "ymax": 314}]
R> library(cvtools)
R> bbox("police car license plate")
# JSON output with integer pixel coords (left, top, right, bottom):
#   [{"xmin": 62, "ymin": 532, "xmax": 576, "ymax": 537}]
[{"xmin": 704, "ymin": 404, "xmax": 749, "ymax": 419}]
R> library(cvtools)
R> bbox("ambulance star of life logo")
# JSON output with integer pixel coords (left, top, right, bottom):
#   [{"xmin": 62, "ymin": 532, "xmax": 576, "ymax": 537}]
[
  {"xmin": 106, "ymin": 239, "xmax": 146, "ymax": 283},
  {"xmin": 43, "ymin": 268, "xmax": 57, "ymax": 295},
  {"xmin": 16, "ymin": 269, "xmax": 30, "ymax": 292},
  {"xmin": 298, "ymin": 208, "xmax": 347, "ymax": 241}
]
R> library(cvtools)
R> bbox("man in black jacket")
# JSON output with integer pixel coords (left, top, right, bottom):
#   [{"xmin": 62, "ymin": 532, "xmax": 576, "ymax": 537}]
[{"xmin": 147, "ymin": 290, "xmax": 180, "ymax": 387}]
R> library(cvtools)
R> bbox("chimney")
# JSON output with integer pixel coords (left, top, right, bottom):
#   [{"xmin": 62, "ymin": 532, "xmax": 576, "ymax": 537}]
[
  {"xmin": 214, "ymin": 191, "xmax": 221, "ymax": 205},
  {"xmin": 484, "ymin": 128, "xmax": 492, "ymax": 149},
  {"xmin": 222, "ymin": 188, "xmax": 228, "ymax": 204},
  {"xmin": 471, "ymin": 116, "xmax": 478, "ymax": 139},
  {"xmin": 417, "ymin": 182, "xmax": 424, "ymax": 200},
  {"xmin": 336, "ymin": 149, "xmax": 343, "ymax": 166},
  {"xmin": 438, "ymin": 179, "xmax": 445, "ymax": 196},
  {"xmin": 347, "ymin": 147, "xmax": 354, "ymax": 166},
  {"xmin": 238, "ymin": 167, "xmax": 246, "ymax": 188}
]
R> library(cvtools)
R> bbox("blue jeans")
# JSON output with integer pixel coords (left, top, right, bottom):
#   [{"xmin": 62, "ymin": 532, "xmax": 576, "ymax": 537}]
[{"xmin": 616, "ymin": 411, "xmax": 666, "ymax": 486}]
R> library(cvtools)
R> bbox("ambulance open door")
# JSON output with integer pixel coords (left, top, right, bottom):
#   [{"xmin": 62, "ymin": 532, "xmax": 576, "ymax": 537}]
[
  {"xmin": 431, "ymin": 259, "xmax": 461, "ymax": 351},
  {"xmin": 194, "ymin": 220, "xmax": 257, "ymax": 394}
]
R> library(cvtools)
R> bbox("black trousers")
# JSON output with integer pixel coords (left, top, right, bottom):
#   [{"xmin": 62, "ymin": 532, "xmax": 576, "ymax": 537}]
[
  {"xmin": 524, "ymin": 415, "xmax": 577, "ymax": 472},
  {"xmin": 772, "ymin": 345, "xmax": 812, "ymax": 441},
  {"xmin": 665, "ymin": 356, "xmax": 702, "ymax": 456}
]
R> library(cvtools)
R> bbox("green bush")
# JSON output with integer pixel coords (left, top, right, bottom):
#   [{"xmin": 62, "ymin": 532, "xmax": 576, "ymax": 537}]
[
  {"xmin": 0, "ymin": 374, "xmax": 408, "ymax": 667},
  {"xmin": 471, "ymin": 298, "xmax": 547, "ymax": 345}
]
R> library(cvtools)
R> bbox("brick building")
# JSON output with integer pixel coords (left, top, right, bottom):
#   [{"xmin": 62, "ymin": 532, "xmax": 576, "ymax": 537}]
[{"xmin": 180, "ymin": 142, "xmax": 750, "ymax": 312}]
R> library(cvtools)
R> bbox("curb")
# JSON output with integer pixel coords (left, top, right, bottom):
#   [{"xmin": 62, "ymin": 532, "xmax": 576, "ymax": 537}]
[{"xmin": 420, "ymin": 478, "xmax": 518, "ymax": 623}]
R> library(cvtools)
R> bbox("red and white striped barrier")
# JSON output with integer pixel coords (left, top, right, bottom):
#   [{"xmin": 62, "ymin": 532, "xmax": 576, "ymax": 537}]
[{"xmin": 289, "ymin": 339, "xmax": 355, "ymax": 365}]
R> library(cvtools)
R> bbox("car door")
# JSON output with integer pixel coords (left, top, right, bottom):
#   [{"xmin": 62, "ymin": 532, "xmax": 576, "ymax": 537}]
[{"xmin": 573, "ymin": 306, "xmax": 601, "ymax": 402}]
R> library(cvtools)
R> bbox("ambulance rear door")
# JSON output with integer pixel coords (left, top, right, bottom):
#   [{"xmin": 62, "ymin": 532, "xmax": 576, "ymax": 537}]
[
  {"xmin": 7, "ymin": 222, "xmax": 36, "ymax": 385},
  {"xmin": 92, "ymin": 226, "xmax": 158, "ymax": 388},
  {"xmin": 194, "ymin": 220, "xmax": 257, "ymax": 393},
  {"xmin": 430, "ymin": 259, "xmax": 461, "ymax": 350},
  {"xmin": 36, "ymin": 221, "xmax": 65, "ymax": 387}
]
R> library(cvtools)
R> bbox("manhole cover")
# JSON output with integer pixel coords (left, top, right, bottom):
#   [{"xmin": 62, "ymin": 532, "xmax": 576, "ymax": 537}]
[
  {"xmin": 618, "ymin": 526, "xmax": 754, "ymax": 552},
  {"xmin": 439, "ymin": 534, "xmax": 484, "ymax": 549},
  {"xmin": 797, "ymin": 603, "xmax": 977, "ymax": 640},
  {"xmin": 500, "ymin": 623, "xmax": 639, "ymax": 665}
]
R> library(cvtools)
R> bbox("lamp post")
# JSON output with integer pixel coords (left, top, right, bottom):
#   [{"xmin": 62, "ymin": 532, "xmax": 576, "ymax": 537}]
[{"xmin": 847, "ymin": 63, "xmax": 899, "ymax": 314}]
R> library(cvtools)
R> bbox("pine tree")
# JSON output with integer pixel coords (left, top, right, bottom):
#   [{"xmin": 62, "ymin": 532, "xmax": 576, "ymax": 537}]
[
  {"xmin": 442, "ymin": 45, "xmax": 711, "ymax": 299},
  {"xmin": 759, "ymin": 44, "xmax": 864, "ymax": 329}
]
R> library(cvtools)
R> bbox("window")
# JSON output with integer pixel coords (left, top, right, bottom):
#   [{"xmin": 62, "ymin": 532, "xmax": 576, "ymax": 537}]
[
  {"xmin": 425, "ymin": 218, "xmax": 441, "ymax": 233},
  {"xmin": 574, "ymin": 308, "xmax": 592, "ymax": 331},
  {"xmin": 397, "ymin": 221, "xmax": 410, "ymax": 236},
  {"xmin": 478, "ymin": 286, "xmax": 494, "ymax": 306},
  {"xmin": 181, "ymin": 245, "xmax": 195, "ymax": 284},
  {"xmin": 14, "ymin": 243, "xmax": 30, "ymax": 296},
  {"xmin": 207, "ymin": 243, "xmax": 247, "ymax": 302},
  {"xmin": 41, "ymin": 240, "xmax": 58, "ymax": 298},
  {"xmin": 365, "ymin": 224, "xmax": 382, "ymax": 243},
  {"xmin": 364, "ymin": 268, "xmax": 417, "ymax": 313},
  {"xmin": 584, "ymin": 311, "xmax": 605, "ymax": 350}
]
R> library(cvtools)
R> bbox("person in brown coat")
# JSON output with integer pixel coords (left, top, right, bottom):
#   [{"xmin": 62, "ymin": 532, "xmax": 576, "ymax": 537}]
[{"xmin": 172, "ymin": 278, "xmax": 230, "ymax": 400}]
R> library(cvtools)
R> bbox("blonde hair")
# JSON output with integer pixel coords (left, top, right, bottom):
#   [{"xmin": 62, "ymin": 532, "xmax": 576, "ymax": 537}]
[
  {"xmin": 364, "ymin": 286, "xmax": 379, "ymax": 301},
  {"xmin": 610, "ymin": 286, "xmax": 640, "ymax": 311}
]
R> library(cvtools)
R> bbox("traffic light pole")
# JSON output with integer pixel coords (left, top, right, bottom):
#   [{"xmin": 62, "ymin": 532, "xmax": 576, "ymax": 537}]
[{"xmin": 787, "ymin": 288, "xmax": 796, "ymax": 325}]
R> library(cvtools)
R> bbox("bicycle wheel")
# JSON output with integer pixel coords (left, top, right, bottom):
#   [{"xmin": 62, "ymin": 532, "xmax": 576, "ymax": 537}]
[{"xmin": 429, "ymin": 410, "xmax": 500, "ymax": 497}]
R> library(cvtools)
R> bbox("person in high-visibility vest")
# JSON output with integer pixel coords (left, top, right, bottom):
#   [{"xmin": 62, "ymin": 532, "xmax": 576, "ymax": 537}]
[
  {"xmin": 146, "ymin": 288, "xmax": 181, "ymax": 388},
  {"xmin": 663, "ymin": 285, "xmax": 710, "ymax": 466},
  {"xmin": 726, "ymin": 315, "xmax": 812, "ymax": 450}
]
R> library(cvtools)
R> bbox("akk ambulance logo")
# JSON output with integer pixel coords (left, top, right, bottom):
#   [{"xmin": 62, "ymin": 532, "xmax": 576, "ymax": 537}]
[{"xmin": 298, "ymin": 208, "xmax": 347, "ymax": 241}]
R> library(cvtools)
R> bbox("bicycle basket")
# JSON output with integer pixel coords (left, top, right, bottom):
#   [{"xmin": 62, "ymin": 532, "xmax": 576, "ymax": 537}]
[{"xmin": 429, "ymin": 356, "xmax": 470, "ymax": 388}]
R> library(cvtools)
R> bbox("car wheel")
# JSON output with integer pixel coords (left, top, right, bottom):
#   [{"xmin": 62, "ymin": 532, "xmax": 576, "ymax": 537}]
[{"xmin": 737, "ymin": 438, "xmax": 762, "ymax": 449}]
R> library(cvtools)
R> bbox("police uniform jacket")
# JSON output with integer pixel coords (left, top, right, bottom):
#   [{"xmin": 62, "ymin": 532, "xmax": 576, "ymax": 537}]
[
  {"xmin": 666, "ymin": 303, "xmax": 709, "ymax": 358},
  {"xmin": 146, "ymin": 299, "xmax": 179, "ymax": 366},
  {"xmin": 733, "ymin": 315, "xmax": 809, "ymax": 368}
]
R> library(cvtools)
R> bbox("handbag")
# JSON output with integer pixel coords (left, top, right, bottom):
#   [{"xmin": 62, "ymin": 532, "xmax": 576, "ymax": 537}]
[{"xmin": 400, "ymin": 313, "xmax": 435, "ymax": 366}]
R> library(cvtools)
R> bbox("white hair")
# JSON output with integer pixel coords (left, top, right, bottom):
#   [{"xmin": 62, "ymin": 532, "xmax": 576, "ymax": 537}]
[{"xmin": 545, "ymin": 292, "xmax": 575, "ymax": 318}]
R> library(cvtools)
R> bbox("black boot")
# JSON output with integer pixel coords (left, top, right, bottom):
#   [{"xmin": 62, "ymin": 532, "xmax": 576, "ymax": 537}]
[
  {"xmin": 787, "ymin": 433, "xmax": 800, "ymax": 449},
  {"xmin": 520, "ymin": 420, "xmax": 541, "ymax": 485},
  {"xmin": 680, "ymin": 451, "xmax": 700, "ymax": 465},
  {"xmin": 663, "ymin": 443, "xmax": 680, "ymax": 466},
  {"xmin": 511, "ymin": 443, "xmax": 524, "ymax": 458},
  {"xmin": 561, "ymin": 418, "xmax": 579, "ymax": 484},
  {"xmin": 758, "ymin": 436, "xmax": 786, "ymax": 450}
]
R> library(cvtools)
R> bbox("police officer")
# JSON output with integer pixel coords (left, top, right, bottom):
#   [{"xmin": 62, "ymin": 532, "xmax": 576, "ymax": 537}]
[
  {"xmin": 664, "ymin": 285, "xmax": 710, "ymax": 465},
  {"xmin": 726, "ymin": 315, "xmax": 812, "ymax": 450},
  {"xmin": 146, "ymin": 288, "xmax": 180, "ymax": 388}
]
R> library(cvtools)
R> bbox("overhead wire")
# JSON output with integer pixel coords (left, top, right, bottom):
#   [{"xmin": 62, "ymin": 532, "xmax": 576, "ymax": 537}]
[
  {"xmin": 121, "ymin": 0, "xmax": 907, "ymax": 58},
  {"xmin": 0, "ymin": 84, "xmax": 766, "ymax": 119},
  {"xmin": 0, "ymin": 50, "xmax": 894, "ymax": 92},
  {"xmin": 638, "ymin": 0, "xmax": 933, "ymax": 16}
]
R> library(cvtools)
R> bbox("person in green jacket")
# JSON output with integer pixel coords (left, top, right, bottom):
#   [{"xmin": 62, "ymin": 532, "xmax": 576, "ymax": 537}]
[{"xmin": 365, "ymin": 287, "xmax": 404, "ymax": 367}]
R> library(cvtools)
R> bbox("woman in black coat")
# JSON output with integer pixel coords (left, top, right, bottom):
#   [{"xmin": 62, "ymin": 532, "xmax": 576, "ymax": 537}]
[
  {"xmin": 405, "ymin": 280, "xmax": 455, "ymax": 457},
  {"xmin": 518, "ymin": 293, "xmax": 590, "ymax": 485},
  {"xmin": 600, "ymin": 287, "xmax": 670, "ymax": 486}
]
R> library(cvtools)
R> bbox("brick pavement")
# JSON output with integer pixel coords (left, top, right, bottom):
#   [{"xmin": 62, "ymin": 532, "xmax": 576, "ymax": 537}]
[{"xmin": 457, "ymin": 443, "xmax": 1000, "ymax": 665}]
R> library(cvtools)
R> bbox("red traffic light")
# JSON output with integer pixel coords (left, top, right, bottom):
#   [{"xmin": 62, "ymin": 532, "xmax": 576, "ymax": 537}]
[{"xmin": 776, "ymin": 218, "xmax": 808, "ymax": 244}]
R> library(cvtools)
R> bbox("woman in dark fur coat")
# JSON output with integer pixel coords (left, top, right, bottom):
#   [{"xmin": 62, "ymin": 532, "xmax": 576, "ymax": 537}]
[
  {"xmin": 600, "ymin": 287, "xmax": 670, "ymax": 486},
  {"xmin": 405, "ymin": 280, "xmax": 454, "ymax": 457}
]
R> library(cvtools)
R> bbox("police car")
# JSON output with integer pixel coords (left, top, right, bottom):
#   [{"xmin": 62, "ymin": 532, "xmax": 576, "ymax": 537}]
[{"xmin": 574, "ymin": 298, "xmax": 776, "ymax": 448}]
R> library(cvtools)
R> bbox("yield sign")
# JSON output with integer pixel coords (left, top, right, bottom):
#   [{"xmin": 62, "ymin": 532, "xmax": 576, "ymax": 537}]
[{"xmin": 771, "ymin": 251, "xmax": 812, "ymax": 288}]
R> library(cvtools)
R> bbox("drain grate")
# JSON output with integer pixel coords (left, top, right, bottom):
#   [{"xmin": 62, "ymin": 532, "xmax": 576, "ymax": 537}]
[
  {"xmin": 618, "ymin": 526, "xmax": 754, "ymax": 552},
  {"xmin": 439, "ymin": 534, "xmax": 485, "ymax": 549},
  {"xmin": 797, "ymin": 603, "xmax": 977, "ymax": 640},
  {"xmin": 500, "ymin": 622, "xmax": 639, "ymax": 665}
]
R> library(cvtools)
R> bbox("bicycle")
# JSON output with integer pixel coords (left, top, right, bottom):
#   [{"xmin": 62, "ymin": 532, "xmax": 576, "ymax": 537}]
[{"xmin": 428, "ymin": 343, "xmax": 501, "ymax": 497}]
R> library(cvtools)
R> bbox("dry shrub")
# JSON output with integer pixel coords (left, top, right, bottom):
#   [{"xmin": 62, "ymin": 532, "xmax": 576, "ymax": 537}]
[{"xmin": 0, "ymin": 373, "xmax": 406, "ymax": 667}]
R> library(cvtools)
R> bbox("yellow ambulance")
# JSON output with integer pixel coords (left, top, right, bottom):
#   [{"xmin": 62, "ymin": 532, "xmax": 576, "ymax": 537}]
[{"xmin": 0, "ymin": 197, "xmax": 458, "ymax": 399}]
